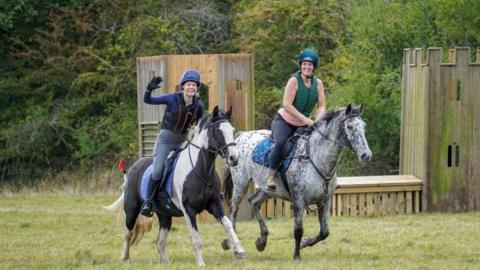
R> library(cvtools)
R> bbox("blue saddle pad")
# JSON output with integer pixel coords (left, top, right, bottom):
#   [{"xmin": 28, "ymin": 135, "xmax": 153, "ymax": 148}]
[
  {"xmin": 251, "ymin": 138, "xmax": 296, "ymax": 172},
  {"xmin": 139, "ymin": 154, "xmax": 180, "ymax": 201}
]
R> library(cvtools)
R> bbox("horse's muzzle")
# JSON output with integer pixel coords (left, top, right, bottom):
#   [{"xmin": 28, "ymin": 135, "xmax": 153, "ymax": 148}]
[
  {"xmin": 360, "ymin": 150, "xmax": 372, "ymax": 162},
  {"xmin": 227, "ymin": 154, "xmax": 239, "ymax": 167}
]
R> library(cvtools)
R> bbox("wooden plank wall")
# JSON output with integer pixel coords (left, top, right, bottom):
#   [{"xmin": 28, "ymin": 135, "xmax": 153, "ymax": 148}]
[
  {"xmin": 400, "ymin": 49, "xmax": 427, "ymax": 181},
  {"xmin": 258, "ymin": 175, "xmax": 423, "ymax": 219},
  {"xmin": 171, "ymin": 175, "xmax": 423, "ymax": 224},
  {"xmin": 331, "ymin": 175, "xmax": 422, "ymax": 216},
  {"xmin": 136, "ymin": 57, "xmax": 167, "ymax": 157},
  {"xmin": 139, "ymin": 123, "xmax": 159, "ymax": 157},
  {"xmin": 401, "ymin": 47, "xmax": 480, "ymax": 211}
]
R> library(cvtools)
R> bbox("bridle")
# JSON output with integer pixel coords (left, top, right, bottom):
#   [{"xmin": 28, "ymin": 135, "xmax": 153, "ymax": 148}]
[
  {"xmin": 308, "ymin": 113, "xmax": 362, "ymax": 149},
  {"xmin": 186, "ymin": 119, "xmax": 236, "ymax": 162},
  {"xmin": 185, "ymin": 118, "xmax": 237, "ymax": 186},
  {"xmin": 298, "ymin": 113, "xmax": 361, "ymax": 195}
]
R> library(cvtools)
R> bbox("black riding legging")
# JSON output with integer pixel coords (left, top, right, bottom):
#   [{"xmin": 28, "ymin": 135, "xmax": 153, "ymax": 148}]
[{"xmin": 268, "ymin": 113, "xmax": 299, "ymax": 171}]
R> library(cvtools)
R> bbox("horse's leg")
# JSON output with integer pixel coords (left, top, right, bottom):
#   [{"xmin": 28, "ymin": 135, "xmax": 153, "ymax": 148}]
[
  {"xmin": 122, "ymin": 227, "xmax": 133, "ymax": 262},
  {"xmin": 183, "ymin": 205, "xmax": 205, "ymax": 266},
  {"xmin": 156, "ymin": 214, "xmax": 172, "ymax": 265},
  {"xmin": 122, "ymin": 205, "xmax": 139, "ymax": 261},
  {"xmin": 249, "ymin": 189, "xmax": 271, "ymax": 252},
  {"xmin": 229, "ymin": 177, "xmax": 250, "ymax": 231},
  {"xmin": 222, "ymin": 176, "xmax": 250, "ymax": 250},
  {"xmin": 301, "ymin": 199, "xmax": 331, "ymax": 249},
  {"xmin": 206, "ymin": 199, "xmax": 246, "ymax": 259},
  {"xmin": 292, "ymin": 199, "xmax": 305, "ymax": 260}
]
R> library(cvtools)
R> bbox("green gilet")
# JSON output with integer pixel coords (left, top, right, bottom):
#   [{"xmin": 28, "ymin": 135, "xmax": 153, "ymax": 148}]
[{"xmin": 292, "ymin": 71, "xmax": 318, "ymax": 117}]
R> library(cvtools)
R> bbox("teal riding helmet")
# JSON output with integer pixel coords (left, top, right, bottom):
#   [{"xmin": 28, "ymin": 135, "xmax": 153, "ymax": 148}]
[{"xmin": 297, "ymin": 50, "xmax": 319, "ymax": 69}]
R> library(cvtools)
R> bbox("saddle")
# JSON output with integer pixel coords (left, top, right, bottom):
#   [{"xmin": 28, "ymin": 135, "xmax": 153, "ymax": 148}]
[
  {"xmin": 252, "ymin": 134, "xmax": 301, "ymax": 173},
  {"xmin": 252, "ymin": 128, "xmax": 312, "ymax": 194},
  {"xmin": 140, "ymin": 151, "xmax": 183, "ymax": 217}
]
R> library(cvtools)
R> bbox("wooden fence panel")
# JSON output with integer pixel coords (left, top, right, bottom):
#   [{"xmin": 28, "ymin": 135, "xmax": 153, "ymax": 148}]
[{"xmin": 401, "ymin": 47, "xmax": 480, "ymax": 211}]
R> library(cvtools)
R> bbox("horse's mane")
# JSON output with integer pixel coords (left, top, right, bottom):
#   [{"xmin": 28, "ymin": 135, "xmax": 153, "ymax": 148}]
[
  {"xmin": 183, "ymin": 106, "xmax": 231, "ymax": 148},
  {"xmin": 319, "ymin": 109, "xmax": 339, "ymax": 122},
  {"xmin": 319, "ymin": 105, "xmax": 363, "ymax": 123},
  {"xmin": 198, "ymin": 108, "xmax": 231, "ymax": 132},
  {"xmin": 301, "ymin": 105, "xmax": 361, "ymax": 135},
  {"xmin": 185, "ymin": 107, "xmax": 231, "ymax": 139}
]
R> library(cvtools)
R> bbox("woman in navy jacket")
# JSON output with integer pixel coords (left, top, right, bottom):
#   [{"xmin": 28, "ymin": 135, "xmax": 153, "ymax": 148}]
[{"xmin": 141, "ymin": 70, "xmax": 204, "ymax": 217}]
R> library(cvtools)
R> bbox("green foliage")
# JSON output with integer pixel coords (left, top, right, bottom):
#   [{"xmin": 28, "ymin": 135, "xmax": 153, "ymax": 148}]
[
  {"xmin": 254, "ymin": 87, "xmax": 283, "ymax": 129},
  {"xmin": 232, "ymin": 0, "xmax": 343, "ymax": 88},
  {"xmin": 0, "ymin": 0, "xmax": 233, "ymax": 183},
  {"xmin": 2, "ymin": 0, "xmax": 480, "ymax": 183},
  {"xmin": 329, "ymin": 0, "xmax": 480, "ymax": 175}
]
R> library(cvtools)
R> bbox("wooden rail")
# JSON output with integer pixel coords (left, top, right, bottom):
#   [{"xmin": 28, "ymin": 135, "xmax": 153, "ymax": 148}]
[
  {"xmin": 332, "ymin": 175, "xmax": 422, "ymax": 216},
  {"xmin": 178, "ymin": 175, "xmax": 423, "ymax": 223},
  {"xmin": 260, "ymin": 175, "xmax": 423, "ymax": 219}
]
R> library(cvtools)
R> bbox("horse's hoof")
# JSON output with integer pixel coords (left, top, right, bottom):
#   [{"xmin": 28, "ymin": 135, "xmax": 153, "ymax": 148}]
[
  {"xmin": 234, "ymin": 251, "xmax": 247, "ymax": 259},
  {"xmin": 121, "ymin": 257, "xmax": 129, "ymax": 263},
  {"xmin": 293, "ymin": 254, "xmax": 301, "ymax": 261},
  {"xmin": 221, "ymin": 239, "xmax": 231, "ymax": 250},
  {"xmin": 255, "ymin": 237, "xmax": 267, "ymax": 252},
  {"xmin": 300, "ymin": 238, "xmax": 311, "ymax": 249}
]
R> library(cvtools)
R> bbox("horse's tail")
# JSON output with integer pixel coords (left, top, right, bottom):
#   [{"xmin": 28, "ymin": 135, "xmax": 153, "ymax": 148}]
[
  {"xmin": 103, "ymin": 173, "xmax": 127, "ymax": 212},
  {"xmin": 104, "ymin": 157, "xmax": 157, "ymax": 246},
  {"xmin": 222, "ymin": 168, "xmax": 233, "ymax": 204},
  {"xmin": 103, "ymin": 191, "xmax": 155, "ymax": 246},
  {"xmin": 129, "ymin": 215, "xmax": 156, "ymax": 246},
  {"xmin": 103, "ymin": 193, "xmax": 124, "ymax": 212}
]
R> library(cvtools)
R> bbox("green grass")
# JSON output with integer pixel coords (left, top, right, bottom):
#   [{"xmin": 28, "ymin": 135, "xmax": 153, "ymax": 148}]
[{"xmin": 0, "ymin": 192, "xmax": 479, "ymax": 270}]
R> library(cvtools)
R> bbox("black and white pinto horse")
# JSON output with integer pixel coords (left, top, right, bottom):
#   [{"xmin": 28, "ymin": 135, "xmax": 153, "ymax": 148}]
[
  {"xmin": 222, "ymin": 104, "xmax": 372, "ymax": 260},
  {"xmin": 105, "ymin": 106, "xmax": 246, "ymax": 266}
]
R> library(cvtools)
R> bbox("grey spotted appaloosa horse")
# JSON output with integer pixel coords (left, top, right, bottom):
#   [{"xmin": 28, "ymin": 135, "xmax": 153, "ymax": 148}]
[
  {"xmin": 222, "ymin": 104, "xmax": 372, "ymax": 260},
  {"xmin": 104, "ymin": 106, "xmax": 246, "ymax": 266}
]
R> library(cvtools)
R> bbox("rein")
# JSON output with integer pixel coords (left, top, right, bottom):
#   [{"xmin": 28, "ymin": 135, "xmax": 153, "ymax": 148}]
[
  {"xmin": 185, "ymin": 118, "xmax": 236, "ymax": 187},
  {"xmin": 298, "ymin": 134, "xmax": 341, "ymax": 196},
  {"xmin": 297, "ymin": 114, "xmax": 359, "ymax": 195}
]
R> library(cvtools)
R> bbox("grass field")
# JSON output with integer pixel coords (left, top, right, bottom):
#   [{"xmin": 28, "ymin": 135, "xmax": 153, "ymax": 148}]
[{"xmin": 0, "ymin": 192, "xmax": 479, "ymax": 269}]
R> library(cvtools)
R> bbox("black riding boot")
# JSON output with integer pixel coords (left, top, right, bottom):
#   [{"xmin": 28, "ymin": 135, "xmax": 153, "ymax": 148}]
[
  {"xmin": 158, "ymin": 189, "xmax": 183, "ymax": 217},
  {"xmin": 141, "ymin": 177, "xmax": 159, "ymax": 217}
]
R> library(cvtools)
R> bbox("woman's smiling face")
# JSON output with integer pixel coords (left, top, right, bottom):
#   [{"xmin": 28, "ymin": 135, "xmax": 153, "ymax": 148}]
[
  {"xmin": 300, "ymin": 61, "xmax": 314, "ymax": 78},
  {"xmin": 183, "ymin": 81, "xmax": 198, "ymax": 98}
]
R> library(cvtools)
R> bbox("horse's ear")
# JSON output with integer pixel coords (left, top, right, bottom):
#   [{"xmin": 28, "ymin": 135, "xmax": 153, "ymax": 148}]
[
  {"xmin": 358, "ymin": 103, "xmax": 364, "ymax": 114},
  {"xmin": 212, "ymin": 105, "xmax": 219, "ymax": 118},
  {"xmin": 226, "ymin": 106, "xmax": 233, "ymax": 120},
  {"xmin": 345, "ymin": 103, "xmax": 352, "ymax": 115}
]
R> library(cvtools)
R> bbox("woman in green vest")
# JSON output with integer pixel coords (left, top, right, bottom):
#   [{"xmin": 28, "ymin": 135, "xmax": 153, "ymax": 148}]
[{"xmin": 267, "ymin": 49, "xmax": 326, "ymax": 190}]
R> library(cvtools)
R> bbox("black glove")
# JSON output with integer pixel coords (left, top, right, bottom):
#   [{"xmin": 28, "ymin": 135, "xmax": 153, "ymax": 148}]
[{"xmin": 147, "ymin": 76, "xmax": 163, "ymax": 91}]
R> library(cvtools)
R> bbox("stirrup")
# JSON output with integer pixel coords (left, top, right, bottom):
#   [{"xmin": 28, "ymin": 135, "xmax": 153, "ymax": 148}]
[{"xmin": 141, "ymin": 200, "xmax": 154, "ymax": 217}]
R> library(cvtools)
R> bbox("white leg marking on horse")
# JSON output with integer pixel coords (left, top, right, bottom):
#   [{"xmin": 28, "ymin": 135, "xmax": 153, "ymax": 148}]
[
  {"xmin": 157, "ymin": 228, "xmax": 169, "ymax": 265},
  {"xmin": 122, "ymin": 227, "xmax": 133, "ymax": 261},
  {"xmin": 221, "ymin": 216, "xmax": 245, "ymax": 256},
  {"xmin": 183, "ymin": 214, "xmax": 205, "ymax": 266}
]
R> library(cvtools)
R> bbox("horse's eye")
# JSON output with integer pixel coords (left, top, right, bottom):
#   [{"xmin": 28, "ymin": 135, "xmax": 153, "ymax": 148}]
[{"xmin": 347, "ymin": 125, "xmax": 353, "ymax": 130}]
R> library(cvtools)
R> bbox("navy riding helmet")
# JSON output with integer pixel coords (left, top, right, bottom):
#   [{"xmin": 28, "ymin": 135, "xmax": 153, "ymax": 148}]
[
  {"xmin": 180, "ymin": 70, "xmax": 201, "ymax": 88},
  {"xmin": 297, "ymin": 50, "xmax": 319, "ymax": 69}
]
